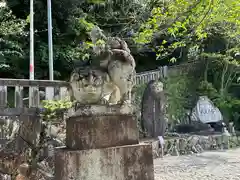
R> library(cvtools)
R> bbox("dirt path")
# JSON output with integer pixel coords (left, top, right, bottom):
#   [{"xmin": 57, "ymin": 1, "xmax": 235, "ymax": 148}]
[{"xmin": 154, "ymin": 148, "xmax": 240, "ymax": 180}]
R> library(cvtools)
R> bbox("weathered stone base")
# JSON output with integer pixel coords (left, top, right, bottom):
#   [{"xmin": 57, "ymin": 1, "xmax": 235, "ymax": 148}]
[
  {"xmin": 66, "ymin": 114, "xmax": 139, "ymax": 150},
  {"xmin": 73, "ymin": 104, "xmax": 135, "ymax": 116},
  {"xmin": 55, "ymin": 144, "xmax": 154, "ymax": 180}
]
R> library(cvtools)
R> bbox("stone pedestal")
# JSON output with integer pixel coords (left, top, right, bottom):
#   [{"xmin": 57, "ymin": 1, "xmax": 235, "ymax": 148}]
[
  {"xmin": 55, "ymin": 144, "xmax": 154, "ymax": 180},
  {"xmin": 54, "ymin": 105, "xmax": 154, "ymax": 180},
  {"xmin": 66, "ymin": 114, "xmax": 139, "ymax": 150}
]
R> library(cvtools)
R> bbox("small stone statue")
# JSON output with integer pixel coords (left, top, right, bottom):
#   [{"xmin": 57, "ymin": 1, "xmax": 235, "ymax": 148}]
[
  {"xmin": 69, "ymin": 27, "xmax": 136, "ymax": 106},
  {"xmin": 172, "ymin": 139, "xmax": 179, "ymax": 156},
  {"xmin": 16, "ymin": 163, "xmax": 31, "ymax": 180},
  {"xmin": 228, "ymin": 122, "xmax": 235, "ymax": 135},
  {"xmin": 222, "ymin": 127, "xmax": 231, "ymax": 149}
]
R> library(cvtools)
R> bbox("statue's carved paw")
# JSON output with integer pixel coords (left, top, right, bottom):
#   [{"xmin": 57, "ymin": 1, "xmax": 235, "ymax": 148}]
[
  {"xmin": 117, "ymin": 100, "xmax": 122, "ymax": 104},
  {"xmin": 119, "ymin": 93, "xmax": 131, "ymax": 105},
  {"xmin": 74, "ymin": 102, "xmax": 82, "ymax": 110},
  {"xmin": 100, "ymin": 98, "xmax": 109, "ymax": 105}
]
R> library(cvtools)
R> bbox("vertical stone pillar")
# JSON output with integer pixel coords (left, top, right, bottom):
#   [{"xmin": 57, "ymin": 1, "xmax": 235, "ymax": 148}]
[{"xmin": 54, "ymin": 105, "xmax": 154, "ymax": 180}]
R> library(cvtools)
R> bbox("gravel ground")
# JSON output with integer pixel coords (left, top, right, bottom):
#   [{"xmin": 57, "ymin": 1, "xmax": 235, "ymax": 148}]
[{"xmin": 154, "ymin": 148, "xmax": 240, "ymax": 180}]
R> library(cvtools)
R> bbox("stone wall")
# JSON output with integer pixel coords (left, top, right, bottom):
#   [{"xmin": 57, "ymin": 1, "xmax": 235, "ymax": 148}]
[{"xmin": 141, "ymin": 133, "xmax": 240, "ymax": 158}]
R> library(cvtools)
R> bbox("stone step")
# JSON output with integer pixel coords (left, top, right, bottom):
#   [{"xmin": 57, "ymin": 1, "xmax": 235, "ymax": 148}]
[
  {"xmin": 66, "ymin": 114, "xmax": 139, "ymax": 150},
  {"xmin": 55, "ymin": 144, "xmax": 154, "ymax": 180}
]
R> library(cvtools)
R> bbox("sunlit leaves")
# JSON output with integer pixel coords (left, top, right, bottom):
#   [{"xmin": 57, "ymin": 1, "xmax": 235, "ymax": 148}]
[
  {"xmin": 133, "ymin": 29, "xmax": 154, "ymax": 44},
  {"xmin": 87, "ymin": 0, "xmax": 105, "ymax": 4},
  {"xmin": 42, "ymin": 99, "xmax": 74, "ymax": 122},
  {"xmin": 134, "ymin": 0, "xmax": 240, "ymax": 60},
  {"xmin": 0, "ymin": 7, "xmax": 26, "ymax": 36},
  {"xmin": 79, "ymin": 18, "xmax": 95, "ymax": 31},
  {"xmin": 0, "ymin": 7, "xmax": 26, "ymax": 70}
]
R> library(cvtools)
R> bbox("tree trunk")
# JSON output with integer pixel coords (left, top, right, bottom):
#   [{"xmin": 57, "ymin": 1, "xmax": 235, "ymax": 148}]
[{"xmin": 204, "ymin": 59, "xmax": 209, "ymax": 81}]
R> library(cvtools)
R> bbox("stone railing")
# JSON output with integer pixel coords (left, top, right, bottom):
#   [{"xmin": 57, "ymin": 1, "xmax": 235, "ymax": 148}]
[
  {"xmin": 135, "ymin": 66, "xmax": 168, "ymax": 85},
  {"xmin": 0, "ymin": 78, "xmax": 70, "ymax": 108},
  {"xmin": 0, "ymin": 78, "xmax": 70, "ymax": 145}
]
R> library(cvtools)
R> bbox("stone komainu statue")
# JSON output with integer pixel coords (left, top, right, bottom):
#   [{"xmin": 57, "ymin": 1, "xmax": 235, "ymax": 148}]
[
  {"xmin": 141, "ymin": 80, "xmax": 167, "ymax": 137},
  {"xmin": 69, "ymin": 27, "xmax": 136, "ymax": 105}
]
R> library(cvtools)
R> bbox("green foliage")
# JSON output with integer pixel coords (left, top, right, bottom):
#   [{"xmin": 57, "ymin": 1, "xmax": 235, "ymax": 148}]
[
  {"xmin": 197, "ymin": 81, "xmax": 218, "ymax": 100},
  {"xmin": 196, "ymin": 37, "xmax": 240, "ymax": 123},
  {"xmin": 164, "ymin": 74, "xmax": 192, "ymax": 123},
  {"xmin": 133, "ymin": 83, "xmax": 147, "ymax": 133},
  {"xmin": 41, "ymin": 99, "xmax": 75, "ymax": 122},
  {"xmin": 1, "ymin": 0, "xmax": 239, "ymax": 79},
  {"xmin": 134, "ymin": 84, "xmax": 147, "ymax": 108},
  {"xmin": 2, "ymin": 0, "xmax": 152, "ymax": 78},
  {"xmin": 0, "ymin": 6, "xmax": 26, "ymax": 78},
  {"xmin": 197, "ymin": 80, "xmax": 240, "ymax": 126},
  {"xmin": 134, "ymin": 0, "xmax": 240, "ymax": 60},
  {"xmin": 231, "ymin": 99, "xmax": 240, "ymax": 130},
  {"xmin": 79, "ymin": 18, "xmax": 95, "ymax": 31}
]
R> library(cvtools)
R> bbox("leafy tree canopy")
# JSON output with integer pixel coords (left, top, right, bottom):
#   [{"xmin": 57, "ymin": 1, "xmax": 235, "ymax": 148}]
[
  {"xmin": 0, "ymin": 6, "xmax": 26, "ymax": 78},
  {"xmin": 134, "ymin": 0, "xmax": 240, "ymax": 62}
]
